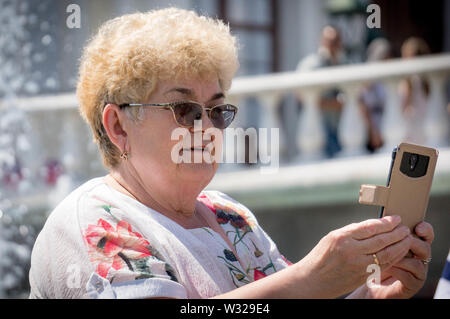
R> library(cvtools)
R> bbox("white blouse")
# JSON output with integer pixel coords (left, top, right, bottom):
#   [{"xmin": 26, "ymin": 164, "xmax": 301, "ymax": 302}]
[{"xmin": 29, "ymin": 177, "xmax": 291, "ymax": 299}]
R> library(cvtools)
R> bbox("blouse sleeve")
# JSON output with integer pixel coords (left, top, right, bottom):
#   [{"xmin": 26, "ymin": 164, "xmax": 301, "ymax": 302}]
[
  {"xmin": 212, "ymin": 191, "xmax": 293, "ymax": 272},
  {"xmin": 252, "ymin": 222, "xmax": 294, "ymax": 269}
]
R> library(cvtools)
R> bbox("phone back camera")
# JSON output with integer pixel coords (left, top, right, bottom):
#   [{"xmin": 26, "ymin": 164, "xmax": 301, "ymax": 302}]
[
  {"xmin": 409, "ymin": 154, "xmax": 418, "ymax": 170},
  {"xmin": 400, "ymin": 152, "xmax": 429, "ymax": 178}
]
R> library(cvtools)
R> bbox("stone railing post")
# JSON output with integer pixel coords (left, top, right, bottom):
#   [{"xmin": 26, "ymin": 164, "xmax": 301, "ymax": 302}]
[
  {"xmin": 425, "ymin": 73, "xmax": 449, "ymax": 147},
  {"xmin": 338, "ymin": 84, "xmax": 368, "ymax": 157},
  {"xmin": 379, "ymin": 79, "xmax": 406, "ymax": 153},
  {"xmin": 295, "ymin": 88, "xmax": 325, "ymax": 160}
]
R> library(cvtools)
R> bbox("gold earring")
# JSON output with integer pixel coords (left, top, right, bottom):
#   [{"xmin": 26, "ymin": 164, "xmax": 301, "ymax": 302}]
[{"xmin": 120, "ymin": 151, "xmax": 129, "ymax": 161}]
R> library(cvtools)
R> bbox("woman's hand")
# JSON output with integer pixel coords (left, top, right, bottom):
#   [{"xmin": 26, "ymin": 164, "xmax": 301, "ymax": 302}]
[
  {"xmin": 214, "ymin": 216, "xmax": 429, "ymax": 299},
  {"xmin": 349, "ymin": 221, "xmax": 434, "ymax": 299},
  {"xmin": 300, "ymin": 215, "xmax": 412, "ymax": 298}
]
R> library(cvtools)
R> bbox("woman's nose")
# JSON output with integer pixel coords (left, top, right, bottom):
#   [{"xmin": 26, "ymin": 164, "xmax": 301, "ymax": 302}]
[{"xmin": 189, "ymin": 108, "xmax": 214, "ymax": 133}]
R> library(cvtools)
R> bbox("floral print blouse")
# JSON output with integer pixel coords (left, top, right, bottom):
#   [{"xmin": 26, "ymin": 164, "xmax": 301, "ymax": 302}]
[{"xmin": 29, "ymin": 177, "xmax": 292, "ymax": 299}]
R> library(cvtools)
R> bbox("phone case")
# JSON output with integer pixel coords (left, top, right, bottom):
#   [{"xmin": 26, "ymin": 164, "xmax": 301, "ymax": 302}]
[{"xmin": 359, "ymin": 142, "xmax": 439, "ymax": 232}]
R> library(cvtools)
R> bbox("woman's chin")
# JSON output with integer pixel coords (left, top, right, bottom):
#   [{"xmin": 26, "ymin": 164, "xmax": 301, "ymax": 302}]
[{"xmin": 176, "ymin": 161, "xmax": 218, "ymax": 181}]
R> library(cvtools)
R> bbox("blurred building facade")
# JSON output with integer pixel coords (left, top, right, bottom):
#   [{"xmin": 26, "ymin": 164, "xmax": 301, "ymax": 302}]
[{"xmin": 8, "ymin": 0, "xmax": 449, "ymax": 94}]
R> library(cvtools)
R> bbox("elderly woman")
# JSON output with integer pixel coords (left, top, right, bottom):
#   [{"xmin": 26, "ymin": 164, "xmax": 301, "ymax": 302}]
[{"xmin": 29, "ymin": 8, "xmax": 433, "ymax": 299}]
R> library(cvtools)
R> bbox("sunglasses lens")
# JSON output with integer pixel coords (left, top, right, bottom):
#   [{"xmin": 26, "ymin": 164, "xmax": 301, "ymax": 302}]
[
  {"xmin": 173, "ymin": 103, "xmax": 237, "ymax": 128},
  {"xmin": 173, "ymin": 103, "xmax": 203, "ymax": 127},
  {"xmin": 210, "ymin": 104, "xmax": 237, "ymax": 129}
]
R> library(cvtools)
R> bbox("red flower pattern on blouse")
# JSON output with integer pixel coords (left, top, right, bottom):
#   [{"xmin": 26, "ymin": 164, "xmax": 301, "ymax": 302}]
[
  {"xmin": 198, "ymin": 192, "xmax": 255, "ymax": 231},
  {"xmin": 253, "ymin": 269, "xmax": 268, "ymax": 281},
  {"xmin": 84, "ymin": 218, "xmax": 151, "ymax": 278},
  {"xmin": 281, "ymin": 254, "xmax": 293, "ymax": 266}
]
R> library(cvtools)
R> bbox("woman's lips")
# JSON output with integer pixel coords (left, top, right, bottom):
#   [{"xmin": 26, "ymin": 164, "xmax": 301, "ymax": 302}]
[
  {"xmin": 180, "ymin": 146, "xmax": 214, "ymax": 156},
  {"xmin": 177, "ymin": 145, "xmax": 216, "ymax": 163},
  {"xmin": 183, "ymin": 146, "xmax": 207, "ymax": 151}
]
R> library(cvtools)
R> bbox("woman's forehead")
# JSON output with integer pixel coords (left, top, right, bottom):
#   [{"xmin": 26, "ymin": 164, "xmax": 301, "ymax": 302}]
[{"xmin": 157, "ymin": 78, "xmax": 223, "ymax": 101}]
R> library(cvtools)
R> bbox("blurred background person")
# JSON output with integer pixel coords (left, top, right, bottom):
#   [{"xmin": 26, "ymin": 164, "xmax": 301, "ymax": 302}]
[
  {"xmin": 296, "ymin": 25, "xmax": 347, "ymax": 158},
  {"xmin": 399, "ymin": 37, "xmax": 432, "ymax": 145},
  {"xmin": 358, "ymin": 37, "xmax": 392, "ymax": 153}
]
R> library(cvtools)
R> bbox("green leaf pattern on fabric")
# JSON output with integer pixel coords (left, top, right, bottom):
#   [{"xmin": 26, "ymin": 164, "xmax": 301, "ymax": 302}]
[{"xmin": 208, "ymin": 202, "xmax": 277, "ymax": 288}]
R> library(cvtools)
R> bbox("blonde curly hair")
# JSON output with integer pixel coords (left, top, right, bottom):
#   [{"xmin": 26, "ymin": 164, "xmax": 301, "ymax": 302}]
[{"xmin": 77, "ymin": 7, "xmax": 239, "ymax": 169}]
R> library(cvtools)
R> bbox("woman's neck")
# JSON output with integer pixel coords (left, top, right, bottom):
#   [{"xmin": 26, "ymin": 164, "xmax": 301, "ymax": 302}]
[{"xmin": 104, "ymin": 168, "xmax": 207, "ymax": 228}]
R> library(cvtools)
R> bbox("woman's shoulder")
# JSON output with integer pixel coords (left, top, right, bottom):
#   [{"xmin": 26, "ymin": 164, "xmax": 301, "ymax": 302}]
[
  {"xmin": 41, "ymin": 177, "xmax": 104, "ymax": 224},
  {"xmin": 33, "ymin": 176, "xmax": 154, "ymax": 266},
  {"xmin": 30, "ymin": 178, "xmax": 115, "ymax": 292},
  {"xmin": 41, "ymin": 177, "xmax": 132, "ymax": 235}
]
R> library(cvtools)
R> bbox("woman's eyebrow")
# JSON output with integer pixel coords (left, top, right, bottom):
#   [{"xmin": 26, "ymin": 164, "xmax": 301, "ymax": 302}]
[
  {"xmin": 165, "ymin": 88, "xmax": 224, "ymax": 102},
  {"xmin": 209, "ymin": 92, "xmax": 225, "ymax": 101},
  {"xmin": 165, "ymin": 87, "xmax": 193, "ymax": 97}
]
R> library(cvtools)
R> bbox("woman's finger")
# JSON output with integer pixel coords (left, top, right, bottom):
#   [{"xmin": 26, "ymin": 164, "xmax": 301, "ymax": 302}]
[
  {"xmin": 376, "ymin": 235, "xmax": 412, "ymax": 268},
  {"xmin": 391, "ymin": 258, "xmax": 427, "ymax": 281},
  {"xmin": 409, "ymin": 235, "xmax": 431, "ymax": 261},
  {"xmin": 361, "ymin": 225, "xmax": 410, "ymax": 254},
  {"xmin": 414, "ymin": 222, "xmax": 434, "ymax": 244},
  {"xmin": 349, "ymin": 215, "xmax": 402, "ymax": 240},
  {"xmin": 387, "ymin": 265, "xmax": 423, "ymax": 294}
]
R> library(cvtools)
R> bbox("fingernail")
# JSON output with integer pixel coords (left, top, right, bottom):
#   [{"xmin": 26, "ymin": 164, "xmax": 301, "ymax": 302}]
[
  {"xmin": 416, "ymin": 224, "xmax": 424, "ymax": 233},
  {"xmin": 390, "ymin": 215, "xmax": 401, "ymax": 222}
]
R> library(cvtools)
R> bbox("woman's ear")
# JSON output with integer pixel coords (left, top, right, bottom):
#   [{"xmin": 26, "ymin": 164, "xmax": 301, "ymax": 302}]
[{"xmin": 102, "ymin": 104, "xmax": 128, "ymax": 152}]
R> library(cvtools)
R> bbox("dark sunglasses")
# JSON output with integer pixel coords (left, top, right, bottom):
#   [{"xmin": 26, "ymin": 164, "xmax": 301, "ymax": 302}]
[{"xmin": 119, "ymin": 101, "xmax": 238, "ymax": 129}]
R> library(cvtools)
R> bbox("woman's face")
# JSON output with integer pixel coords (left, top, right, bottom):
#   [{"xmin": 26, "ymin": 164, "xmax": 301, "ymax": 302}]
[{"xmin": 124, "ymin": 77, "xmax": 225, "ymax": 191}]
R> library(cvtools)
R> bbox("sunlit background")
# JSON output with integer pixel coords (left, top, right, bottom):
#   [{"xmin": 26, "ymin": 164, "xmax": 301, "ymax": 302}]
[{"xmin": 0, "ymin": 0, "xmax": 449, "ymax": 298}]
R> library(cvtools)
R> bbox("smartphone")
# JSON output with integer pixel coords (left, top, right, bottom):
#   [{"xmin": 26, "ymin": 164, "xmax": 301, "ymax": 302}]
[
  {"xmin": 378, "ymin": 147, "xmax": 398, "ymax": 218},
  {"xmin": 379, "ymin": 142, "xmax": 439, "ymax": 232}
]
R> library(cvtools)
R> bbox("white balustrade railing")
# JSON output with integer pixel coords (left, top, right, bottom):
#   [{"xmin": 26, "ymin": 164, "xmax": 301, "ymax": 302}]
[
  {"xmin": 8, "ymin": 53, "xmax": 450, "ymax": 181},
  {"xmin": 228, "ymin": 53, "xmax": 450, "ymax": 161}
]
